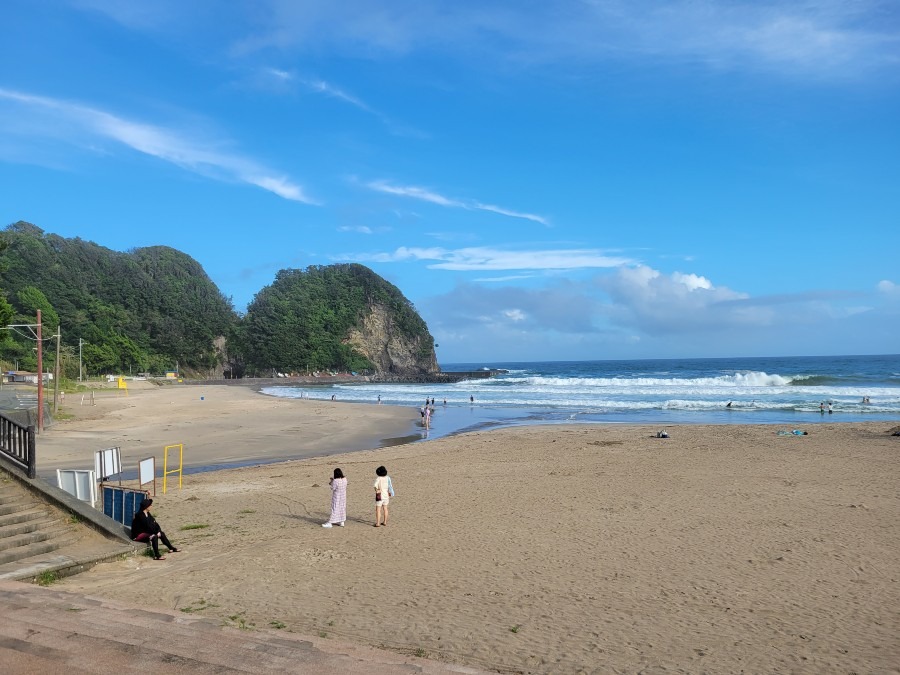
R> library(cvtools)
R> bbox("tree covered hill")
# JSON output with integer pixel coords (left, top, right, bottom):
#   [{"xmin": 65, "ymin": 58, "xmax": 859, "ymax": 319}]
[
  {"xmin": 0, "ymin": 221, "xmax": 236, "ymax": 376},
  {"xmin": 239, "ymin": 263, "xmax": 438, "ymax": 376},
  {"xmin": 0, "ymin": 223, "xmax": 438, "ymax": 379}
]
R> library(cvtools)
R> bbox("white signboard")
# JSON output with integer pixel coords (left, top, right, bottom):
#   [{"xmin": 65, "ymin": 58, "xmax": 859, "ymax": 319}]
[
  {"xmin": 57, "ymin": 469, "xmax": 97, "ymax": 506},
  {"xmin": 139, "ymin": 457, "xmax": 155, "ymax": 488},
  {"xmin": 94, "ymin": 447, "xmax": 122, "ymax": 481}
]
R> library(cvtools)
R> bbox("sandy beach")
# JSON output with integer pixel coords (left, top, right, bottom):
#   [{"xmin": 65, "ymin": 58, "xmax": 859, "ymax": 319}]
[
  {"xmin": 41, "ymin": 384, "xmax": 900, "ymax": 673},
  {"xmin": 36, "ymin": 382, "xmax": 419, "ymax": 478}
]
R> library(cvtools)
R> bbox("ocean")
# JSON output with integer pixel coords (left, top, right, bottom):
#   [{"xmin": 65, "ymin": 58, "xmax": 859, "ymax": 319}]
[{"xmin": 262, "ymin": 354, "xmax": 900, "ymax": 442}]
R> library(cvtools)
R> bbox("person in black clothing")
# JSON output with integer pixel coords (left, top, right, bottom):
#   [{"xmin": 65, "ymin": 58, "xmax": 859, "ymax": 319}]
[{"xmin": 131, "ymin": 498, "xmax": 179, "ymax": 560}]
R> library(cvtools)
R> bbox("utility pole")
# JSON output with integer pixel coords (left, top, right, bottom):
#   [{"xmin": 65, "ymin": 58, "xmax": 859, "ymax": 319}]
[
  {"xmin": 79, "ymin": 338, "xmax": 83, "ymax": 382},
  {"xmin": 53, "ymin": 325, "xmax": 61, "ymax": 414},
  {"xmin": 36, "ymin": 310, "xmax": 43, "ymax": 432}
]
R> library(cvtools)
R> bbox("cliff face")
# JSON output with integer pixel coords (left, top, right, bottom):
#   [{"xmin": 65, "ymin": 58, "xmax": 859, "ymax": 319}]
[{"xmin": 344, "ymin": 303, "xmax": 439, "ymax": 376}]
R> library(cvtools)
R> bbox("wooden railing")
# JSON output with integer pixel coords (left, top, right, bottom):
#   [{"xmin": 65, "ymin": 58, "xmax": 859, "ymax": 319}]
[{"xmin": 0, "ymin": 411, "xmax": 36, "ymax": 478}]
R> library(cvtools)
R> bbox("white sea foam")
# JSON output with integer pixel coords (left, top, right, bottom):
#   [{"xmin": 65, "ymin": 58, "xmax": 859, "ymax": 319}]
[
  {"xmin": 262, "ymin": 356, "xmax": 900, "ymax": 423},
  {"xmin": 499, "ymin": 371, "xmax": 795, "ymax": 388}
]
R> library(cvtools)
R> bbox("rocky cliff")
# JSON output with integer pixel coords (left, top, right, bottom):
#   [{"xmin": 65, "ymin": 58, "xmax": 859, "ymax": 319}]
[{"xmin": 344, "ymin": 303, "xmax": 439, "ymax": 376}]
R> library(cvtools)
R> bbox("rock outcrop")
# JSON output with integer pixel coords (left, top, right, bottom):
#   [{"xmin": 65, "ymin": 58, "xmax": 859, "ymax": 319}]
[{"xmin": 344, "ymin": 303, "xmax": 439, "ymax": 377}]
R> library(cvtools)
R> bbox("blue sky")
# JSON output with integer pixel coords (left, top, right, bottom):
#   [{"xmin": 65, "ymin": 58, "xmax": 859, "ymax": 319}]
[{"xmin": 2, "ymin": 0, "xmax": 898, "ymax": 363}]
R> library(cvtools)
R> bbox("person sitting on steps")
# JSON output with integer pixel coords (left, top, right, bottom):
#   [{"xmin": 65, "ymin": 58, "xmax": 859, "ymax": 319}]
[{"xmin": 131, "ymin": 498, "xmax": 179, "ymax": 560}]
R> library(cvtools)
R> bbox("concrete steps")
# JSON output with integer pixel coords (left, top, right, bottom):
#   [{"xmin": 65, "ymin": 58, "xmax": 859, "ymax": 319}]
[
  {"xmin": 0, "ymin": 504, "xmax": 53, "ymax": 525},
  {"xmin": 0, "ymin": 581, "xmax": 485, "ymax": 674},
  {"xmin": 0, "ymin": 530, "xmax": 79, "ymax": 564},
  {"xmin": 0, "ymin": 476, "xmax": 132, "ymax": 582},
  {"xmin": 0, "ymin": 516, "xmax": 59, "ymax": 539}
]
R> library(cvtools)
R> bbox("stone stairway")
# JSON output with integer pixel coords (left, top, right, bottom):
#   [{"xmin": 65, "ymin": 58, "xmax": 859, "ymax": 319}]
[{"xmin": 0, "ymin": 474, "xmax": 133, "ymax": 582}]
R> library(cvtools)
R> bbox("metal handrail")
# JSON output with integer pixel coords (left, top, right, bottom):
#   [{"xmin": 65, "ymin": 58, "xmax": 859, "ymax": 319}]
[{"xmin": 0, "ymin": 411, "xmax": 36, "ymax": 478}]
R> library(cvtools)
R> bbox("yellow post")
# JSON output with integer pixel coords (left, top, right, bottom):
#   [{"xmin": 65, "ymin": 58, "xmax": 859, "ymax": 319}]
[{"xmin": 162, "ymin": 443, "xmax": 184, "ymax": 493}]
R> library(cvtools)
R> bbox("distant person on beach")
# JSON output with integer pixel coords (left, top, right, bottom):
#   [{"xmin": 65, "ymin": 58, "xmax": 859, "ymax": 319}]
[
  {"xmin": 443, "ymin": 399, "xmax": 447, "ymax": 406},
  {"xmin": 819, "ymin": 402, "xmax": 825, "ymax": 414},
  {"xmin": 322, "ymin": 468, "xmax": 347, "ymax": 528},
  {"xmin": 828, "ymin": 402, "xmax": 833, "ymax": 414},
  {"xmin": 131, "ymin": 498, "xmax": 179, "ymax": 560},
  {"xmin": 470, "ymin": 395, "xmax": 474, "ymax": 404},
  {"xmin": 726, "ymin": 401, "xmax": 733, "ymax": 408},
  {"xmin": 373, "ymin": 465, "xmax": 393, "ymax": 527},
  {"xmin": 377, "ymin": 395, "xmax": 381, "ymax": 404},
  {"xmin": 331, "ymin": 394, "xmax": 336, "ymax": 401},
  {"xmin": 424, "ymin": 406, "xmax": 431, "ymax": 430}
]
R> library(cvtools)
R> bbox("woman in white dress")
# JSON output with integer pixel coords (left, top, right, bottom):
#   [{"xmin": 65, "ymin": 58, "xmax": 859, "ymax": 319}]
[{"xmin": 322, "ymin": 468, "xmax": 347, "ymax": 528}]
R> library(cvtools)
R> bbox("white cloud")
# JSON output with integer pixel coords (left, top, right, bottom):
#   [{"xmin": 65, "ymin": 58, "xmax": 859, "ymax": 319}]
[
  {"xmin": 369, "ymin": 181, "xmax": 460, "ymax": 207},
  {"xmin": 221, "ymin": 1, "xmax": 899, "ymax": 79},
  {"xmin": 355, "ymin": 245, "xmax": 633, "ymax": 270},
  {"xmin": 0, "ymin": 87, "xmax": 316, "ymax": 204},
  {"xmin": 473, "ymin": 202, "xmax": 549, "ymax": 225},
  {"xmin": 420, "ymin": 265, "xmax": 900, "ymax": 360},
  {"xmin": 423, "ymin": 281, "xmax": 601, "ymax": 335},
  {"xmin": 475, "ymin": 274, "xmax": 537, "ymax": 282},
  {"xmin": 266, "ymin": 68, "xmax": 292, "ymax": 81},
  {"xmin": 877, "ymin": 280, "xmax": 900, "ymax": 296},
  {"xmin": 338, "ymin": 225, "xmax": 375, "ymax": 234},
  {"xmin": 503, "ymin": 309, "xmax": 527, "ymax": 322},
  {"xmin": 243, "ymin": 71, "xmax": 425, "ymax": 136},
  {"xmin": 598, "ymin": 265, "xmax": 755, "ymax": 334},
  {"xmin": 367, "ymin": 180, "xmax": 549, "ymax": 225},
  {"xmin": 74, "ymin": 1, "xmax": 900, "ymax": 82},
  {"xmin": 304, "ymin": 78, "xmax": 373, "ymax": 113},
  {"xmin": 671, "ymin": 271, "xmax": 713, "ymax": 291}
]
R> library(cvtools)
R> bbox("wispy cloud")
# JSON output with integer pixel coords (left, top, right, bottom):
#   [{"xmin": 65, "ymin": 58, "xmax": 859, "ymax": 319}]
[
  {"xmin": 367, "ymin": 180, "xmax": 549, "ymax": 225},
  {"xmin": 265, "ymin": 67, "xmax": 293, "ymax": 81},
  {"xmin": 245, "ymin": 69, "xmax": 426, "ymax": 137},
  {"xmin": 0, "ymin": 87, "xmax": 316, "ymax": 203},
  {"xmin": 353, "ymin": 245, "xmax": 632, "ymax": 270},
  {"xmin": 338, "ymin": 225, "xmax": 376, "ymax": 234},
  {"xmin": 76, "ymin": 1, "xmax": 900, "ymax": 81},
  {"xmin": 475, "ymin": 274, "xmax": 537, "ymax": 283},
  {"xmin": 304, "ymin": 78, "xmax": 374, "ymax": 113},
  {"xmin": 222, "ymin": 1, "xmax": 900, "ymax": 80}
]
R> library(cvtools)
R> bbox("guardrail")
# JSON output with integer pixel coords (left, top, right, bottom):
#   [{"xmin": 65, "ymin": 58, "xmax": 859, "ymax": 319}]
[{"xmin": 0, "ymin": 411, "xmax": 36, "ymax": 478}]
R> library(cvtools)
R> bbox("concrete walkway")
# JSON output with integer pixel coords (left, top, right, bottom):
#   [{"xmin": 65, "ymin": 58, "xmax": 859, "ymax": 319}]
[{"xmin": 0, "ymin": 580, "xmax": 487, "ymax": 674}]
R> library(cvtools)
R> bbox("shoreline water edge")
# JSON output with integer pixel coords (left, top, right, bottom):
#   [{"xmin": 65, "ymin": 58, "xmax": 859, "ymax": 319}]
[
  {"xmin": 260, "ymin": 354, "xmax": 900, "ymax": 442},
  {"xmin": 36, "ymin": 354, "xmax": 898, "ymax": 480}
]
